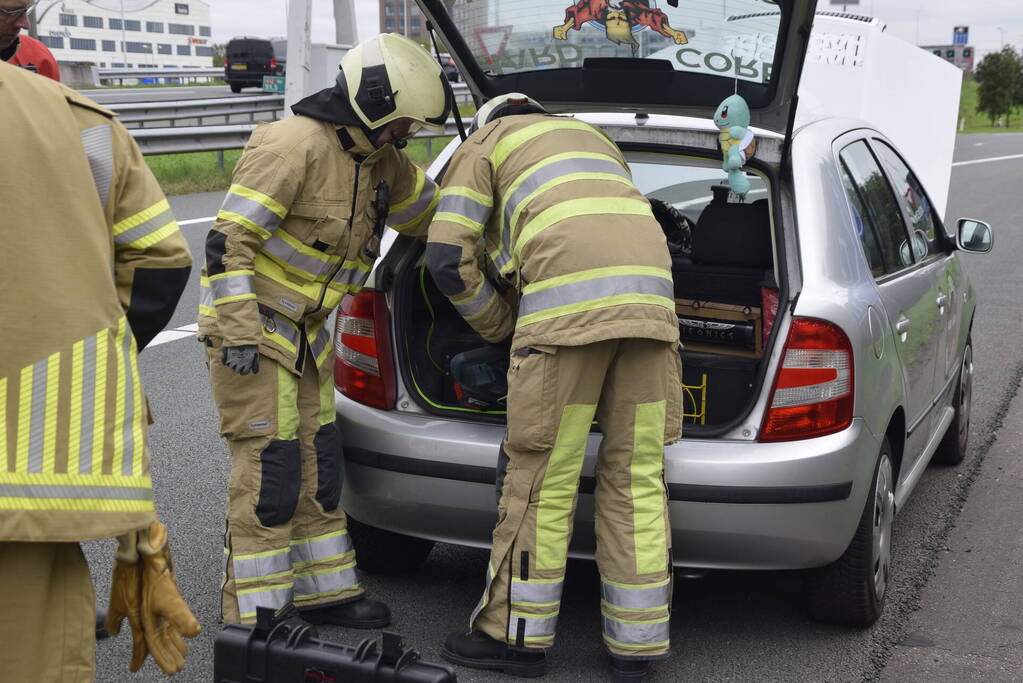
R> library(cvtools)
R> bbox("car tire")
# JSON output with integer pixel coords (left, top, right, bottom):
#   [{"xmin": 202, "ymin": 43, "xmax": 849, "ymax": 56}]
[
  {"xmin": 932, "ymin": 337, "xmax": 973, "ymax": 466},
  {"xmin": 804, "ymin": 437, "xmax": 895, "ymax": 627},
  {"xmin": 347, "ymin": 515, "xmax": 435, "ymax": 575},
  {"xmin": 230, "ymin": 83, "xmax": 242, "ymax": 93}
]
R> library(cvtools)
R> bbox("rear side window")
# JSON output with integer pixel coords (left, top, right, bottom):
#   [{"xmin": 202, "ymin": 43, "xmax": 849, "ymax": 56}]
[
  {"xmin": 839, "ymin": 141, "xmax": 913, "ymax": 276},
  {"xmin": 871, "ymin": 140, "xmax": 943, "ymax": 260},
  {"xmin": 839, "ymin": 167, "xmax": 884, "ymax": 277},
  {"xmin": 229, "ymin": 40, "xmax": 273, "ymax": 60}
]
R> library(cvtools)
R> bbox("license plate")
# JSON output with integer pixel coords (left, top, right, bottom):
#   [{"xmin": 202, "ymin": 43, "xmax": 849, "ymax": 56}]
[{"xmin": 231, "ymin": 64, "xmax": 247, "ymax": 70}]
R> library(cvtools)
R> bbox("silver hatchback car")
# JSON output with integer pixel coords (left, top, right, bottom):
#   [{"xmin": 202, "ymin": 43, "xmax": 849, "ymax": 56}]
[{"xmin": 333, "ymin": 2, "xmax": 993, "ymax": 627}]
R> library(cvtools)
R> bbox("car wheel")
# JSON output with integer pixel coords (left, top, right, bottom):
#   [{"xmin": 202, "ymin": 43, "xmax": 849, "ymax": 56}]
[
  {"xmin": 347, "ymin": 515, "xmax": 435, "ymax": 575},
  {"xmin": 230, "ymin": 83, "xmax": 242, "ymax": 93},
  {"xmin": 804, "ymin": 437, "xmax": 895, "ymax": 627},
  {"xmin": 932, "ymin": 337, "xmax": 973, "ymax": 466}
]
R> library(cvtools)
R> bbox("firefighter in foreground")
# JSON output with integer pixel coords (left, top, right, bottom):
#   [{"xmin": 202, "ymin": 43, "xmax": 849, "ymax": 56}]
[
  {"xmin": 426, "ymin": 95, "xmax": 682, "ymax": 680},
  {"xmin": 0, "ymin": 60, "xmax": 198, "ymax": 680},
  {"xmin": 198, "ymin": 33, "xmax": 449, "ymax": 627}
]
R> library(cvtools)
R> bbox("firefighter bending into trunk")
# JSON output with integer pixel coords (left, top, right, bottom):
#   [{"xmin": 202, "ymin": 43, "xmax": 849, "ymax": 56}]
[
  {"xmin": 198, "ymin": 33, "xmax": 449, "ymax": 627},
  {"xmin": 427, "ymin": 94, "xmax": 682, "ymax": 681},
  {"xmin": 0, "ymin": 58, "xmax": 199, "ymax": 679}
]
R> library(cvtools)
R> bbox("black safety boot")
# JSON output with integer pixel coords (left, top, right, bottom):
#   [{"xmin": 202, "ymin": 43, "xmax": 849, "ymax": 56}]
[
  {"xmin": 441, "ymin": 629, "xmax": 547, "ymax": 678},
  {"xmin": 95, "ymin": 609, "xmax": 110, "ymax": 640},
  {"xmin": 299, "ymin": 597, "xmax": 391, "ymax": 628},
  {"xmin": 610, "ymin": 657, "xmax": 650, "ymax": 682}
]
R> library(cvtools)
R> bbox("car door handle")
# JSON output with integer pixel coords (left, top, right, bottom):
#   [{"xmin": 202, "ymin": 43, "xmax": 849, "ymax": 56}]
[
  {"xmin": 936, "ymin": 294, "xmax": 948, "ymax": 308},
  {"xmin": 895, "ymin": 319, "xmax": 911, "ymax": 334}
]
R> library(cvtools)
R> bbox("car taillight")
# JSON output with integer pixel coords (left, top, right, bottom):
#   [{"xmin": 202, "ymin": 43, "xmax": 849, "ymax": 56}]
[
  {"xmin": 224, "ymin": 58, "xmax": 229, "ymax": 68},
  {"xmin": 334, "ymin": 290, "xmax": 396, "ymax": 410},
  {"xmin": 269, "ymin": 57, "xmax": 277, "ymax": 71},
  {"xmin": 759, "ymin": 317, "xmax": 854, "ymax": 442}
]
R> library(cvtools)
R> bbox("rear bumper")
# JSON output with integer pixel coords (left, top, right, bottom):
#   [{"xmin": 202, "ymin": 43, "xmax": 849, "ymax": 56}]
[{"xmin": 337, "ymin": 392, "xmax": 880, "ymax": 570}]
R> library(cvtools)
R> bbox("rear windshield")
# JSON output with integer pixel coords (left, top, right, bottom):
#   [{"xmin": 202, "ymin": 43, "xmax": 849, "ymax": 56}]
[
  {"xmin": 228, "ymin": 40, "xmax": 273, "ymax": 59},
  {"xmin": 441, "ymin": 0, "xmax": 781, "ymax": 84}
]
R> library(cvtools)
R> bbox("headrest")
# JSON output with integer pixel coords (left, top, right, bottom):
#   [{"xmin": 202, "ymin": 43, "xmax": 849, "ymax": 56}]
[{"xmin": 692, "ymin": 194, "xmax": 772, "ymax": 268}]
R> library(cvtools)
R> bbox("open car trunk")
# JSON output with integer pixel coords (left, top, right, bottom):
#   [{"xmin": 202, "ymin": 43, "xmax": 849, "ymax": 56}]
[{"xmin": 391, "ymin": 142, "xmax": 785, "ymax": 434}]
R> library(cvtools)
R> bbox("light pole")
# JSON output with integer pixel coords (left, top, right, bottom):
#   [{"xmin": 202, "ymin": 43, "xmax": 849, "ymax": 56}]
[{"xmin": 997, "ymin": 26, "xmax": 1007, "ymax": 48}]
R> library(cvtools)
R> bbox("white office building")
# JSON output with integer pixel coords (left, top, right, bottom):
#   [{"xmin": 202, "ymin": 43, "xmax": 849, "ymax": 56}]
[{"xmin": 35, "ymin": 0, "xmax": 213, "ymax": 68}]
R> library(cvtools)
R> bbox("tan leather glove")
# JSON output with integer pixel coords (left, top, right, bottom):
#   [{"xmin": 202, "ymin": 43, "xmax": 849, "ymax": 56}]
[
  {"xmin": 137, "ymin": 521, "xmax": 202, "ymax": 675},
  {"xmin": 106, "ymin": 533, "xmax": 149, "ymax": 672}
]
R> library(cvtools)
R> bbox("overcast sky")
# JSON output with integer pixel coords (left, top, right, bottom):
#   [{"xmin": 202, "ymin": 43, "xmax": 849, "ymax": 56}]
[{"xmin": 208, "ymin": 0, "xmax": 1023, "ymax": 59}]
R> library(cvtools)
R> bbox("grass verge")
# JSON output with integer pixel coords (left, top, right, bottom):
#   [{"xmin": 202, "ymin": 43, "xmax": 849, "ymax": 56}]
[
  {"xmin": 958, "ymin": 80, "xmax": 1023, "ymax": 134},
  {"xmin": 146, "ymin": 150, "xmax": 243, "ymax": 196}
]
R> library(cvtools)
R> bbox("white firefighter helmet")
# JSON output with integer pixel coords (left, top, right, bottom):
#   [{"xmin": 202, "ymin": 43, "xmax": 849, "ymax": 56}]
[
  {"xmin": 338, "ymin": 33, "xmax": 451, "ymax": 135},
  {"xmin": 469, "ymin": 93, "xmax": 547, "ymax": 134}
]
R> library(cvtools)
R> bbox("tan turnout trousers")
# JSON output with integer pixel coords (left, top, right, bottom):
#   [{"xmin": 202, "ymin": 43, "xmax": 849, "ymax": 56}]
[
  {"xmin": 205, "ymin": 339, "xmax": 362, "ymax": 623},
  {"xmin": 0, "ymin": 542, "xmax": 95, "ymax": 682},
  {"xmin": 472, "ymin": 338, "xmax": 682, "ymax": 659}
]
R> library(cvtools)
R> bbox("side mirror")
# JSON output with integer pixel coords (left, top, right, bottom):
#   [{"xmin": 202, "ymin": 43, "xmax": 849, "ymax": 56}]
[{"xmin": 956, "ymin": 218, "xmax": 993, "ymax": 253}]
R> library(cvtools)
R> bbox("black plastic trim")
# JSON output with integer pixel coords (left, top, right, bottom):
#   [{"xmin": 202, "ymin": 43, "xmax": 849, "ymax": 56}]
[{"xmin": 344, "ymin": 447, "xmax": 851, "ymax": 504}]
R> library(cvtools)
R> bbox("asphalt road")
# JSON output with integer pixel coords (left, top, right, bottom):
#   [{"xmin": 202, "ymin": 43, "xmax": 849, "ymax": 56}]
[
  {"xmin": 80, "ymin": 84, "xmax": 256, "ymax": 105},
  {"xmin": 88, "ymin": 134, "xmax": 1023, "ymax": 682}
]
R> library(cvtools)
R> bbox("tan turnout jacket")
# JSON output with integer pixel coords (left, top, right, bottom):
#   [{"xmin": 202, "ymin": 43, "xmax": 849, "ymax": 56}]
[{"xmin": 0, "ymin": 62, "xmax": 192, "ymax": 542}]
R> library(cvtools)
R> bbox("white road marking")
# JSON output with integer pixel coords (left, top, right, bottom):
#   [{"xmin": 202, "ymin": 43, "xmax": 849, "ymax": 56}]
[
  {"xmin": 178, "ymin": 216, "xmax": 216, "ymax": 226},
  {"xmin": 149, "ymin": 323, "xmax": 200, "ymax": 348},
  {"xmin": 953, "ymin": 153, "xmax": 1023, "ymax": 167}
]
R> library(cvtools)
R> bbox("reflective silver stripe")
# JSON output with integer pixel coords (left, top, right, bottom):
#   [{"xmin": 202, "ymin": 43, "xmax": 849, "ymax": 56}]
[
  {"xmin": 509, "ymin": 612, "xmax": 559, "ymax": 640},
  {"xmin": 238, "ymin": 584, "xmax": 293, "ymax": 617},
  {"xmin": 210, "ymin": 272, "xmax": 254, "ymax": 301},
  {"xmin": 120, "ymin": 321, "xmax": 136, "ymax": 476},
  {"xmin": 602, "ymin": 616, "xmax": 670, "ymax": 647},
  {"xmin": 294, "ymin": 565, "xmax": 359, "ymax": 599},
  {"xmin": 234, "ymin": 549, "xmax": 291, "ymax": 582},
  {"xmin": 503, "ymin": 156, "xmax": 629, "ymax": 241},
  {"xmin": 78, "ymin": 334, "xmax": 96, "ymax": 474},
  {"xmin": 199, "ymin": 281, "xmax": 214, "ymax": 310},
  {"xmin": 27, "ymin": 358, "xmax": 47, "ymax": 474},
  {"xmin": 0, "ymin": 482, "xmax": 153, "ymax": 500},
  {"xmin": 113, "ymin": 208, "xmax": 175, "ymax": 247},
  {"xmin": 260, "ymin": 311, "xmax": 301, "ymax": 348},
  {"xmin": 437, "ymin": 193, "xmax": 493, "ymax": 226},
  {"xmin": 388, "ymin": 176, "xmax": 437, "ymax": 228},
  {"xmin": 330, "ymin": 264, "xmax": 371, "ymax": 288},
  {"xmin": 511, "ymin": 579, "xmax": 563, "ymax": 606},
  {"xmin": 454, "ymin": 279, "xmax": 498, "ymax": 319},
  {"xmin": 221, "ymin": 191, "xmax": 284, "ymax": 235},
  {"xmin": 290, "ymin": 532, "xmax": 353, "ymax": 565},
  {"xmin": 310, "ymin": 325, "xmax": 331, "ymax": 362},
  {"xmin": 601, "ymin": 580, "xmax": 670, "ymax": 611},
  {"xmin": 81, "ymin": 124, "xmax": 113, "ymax": 208},
  {"xmin": 493, "ymin": 249, "xmax": 513, "ymax": 273},
  {"xmin": 262, "ymin": 236, "xmax": 337, "ymax": 280},
  {"xmin": 519, "ymin": 274, "xmax": 673, "ymax": 318}
]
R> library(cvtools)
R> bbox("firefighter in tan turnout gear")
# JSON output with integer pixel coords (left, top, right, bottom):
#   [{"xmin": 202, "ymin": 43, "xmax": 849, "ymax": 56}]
[
  {"xmin": 0, "ymin": 60, "xmax": 199, "ymax": 680},
  {"xmin": 428, "ymin": 95, "xmax": 682, "ymax": 681},
  {"xmin": 199, "ymin": 33, "xmax": 449, "ymax": 627}
]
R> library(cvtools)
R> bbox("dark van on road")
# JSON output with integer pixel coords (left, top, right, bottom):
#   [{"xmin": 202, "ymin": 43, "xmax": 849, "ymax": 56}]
[{"xmin": 224, "ymin": 37, "xmax": 286, "ymax": 92}]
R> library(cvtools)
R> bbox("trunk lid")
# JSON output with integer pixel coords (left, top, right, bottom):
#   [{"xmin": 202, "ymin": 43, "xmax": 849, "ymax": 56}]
[{"xmin": 416, "ymin": 0, "xmax": 817, "ymax": 135}]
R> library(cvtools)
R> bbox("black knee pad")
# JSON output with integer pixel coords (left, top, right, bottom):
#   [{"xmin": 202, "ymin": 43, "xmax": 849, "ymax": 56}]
[
  {"xmin": 256, "ymin": 438, "xmax": 301, "ymax": 527},
  {"xmin": 314, "ymin": 422, "xmax": 344, "ymax": 511}
]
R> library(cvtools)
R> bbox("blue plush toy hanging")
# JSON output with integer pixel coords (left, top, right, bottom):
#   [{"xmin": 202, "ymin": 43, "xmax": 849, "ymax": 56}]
[{"xmin": 713, "ymin": 93, "xmax": 756, "ymax": 198}]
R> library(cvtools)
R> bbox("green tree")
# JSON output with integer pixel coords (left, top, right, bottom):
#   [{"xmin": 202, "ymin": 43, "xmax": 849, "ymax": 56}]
[
  {"xmin": 211, "ymin": 43, "xmax": 226, "ymax": 68},
  {"xmin": 975, "ymin": 46, "xmax": 1021, "ymax": 127}
]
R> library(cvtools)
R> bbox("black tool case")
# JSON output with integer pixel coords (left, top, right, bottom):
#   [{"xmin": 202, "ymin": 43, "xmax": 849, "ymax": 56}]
[{"xmin": 214, "ymin": 607, "xmax": 457, "ymax": 683}]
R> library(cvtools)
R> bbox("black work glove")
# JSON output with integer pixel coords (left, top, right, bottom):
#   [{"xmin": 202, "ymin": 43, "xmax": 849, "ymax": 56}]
[{"xmin": 222, "ymin": 345, "xmax": 260, "ymax": 375}]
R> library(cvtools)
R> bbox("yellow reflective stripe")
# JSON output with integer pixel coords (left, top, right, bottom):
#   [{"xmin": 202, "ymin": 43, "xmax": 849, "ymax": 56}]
[
  {"xmin": 512, "ymin": 600, "xmax": 561, "ymax": 609},
  {"xmin": 93, "ymin": 327, "xmax": 108, "ymax": 470},
  {"xmin": 214, "ymin": 292, "xmax": 258, "ymax": 306},
  {"xmin": 254, "ymin": 254, "xmax": 323, "ymax": 300},
  {"xmin": 290, "ymin": 529, "xmax": 348, "ymax": 546},
  {"xmin": 277, "ymin": 364, "xmax": 299, "ymax": 440},
  {"xmin": 632, "ymin": 400, "xmax": 668, "ymax": 575},
  {"xmin": 235, "ymin": 546, "xmax": 291, "ymax": 562},
  {"xmin": 536, "ymin": 403, "xmax": 596, "ymax": 570},
  {"xmin": 43, "ymin": 352, "xmax": 60, "ymax": 474},
  {"xmin": 218, "ymin": 209, "xmax": 272, "ymax": 240},
  {"xmin": 318, "ymin": 371, "xmax": 334, "ymax": 425},
  {"xmin": 0, "ymin": 471, "xmax": 153, "ymax": 486},
  {"xmin": 507, "ymin": 173, "xmax": 633, "ymax": 238},
  {"xmin": 112, "ymin": 318, "xmax": 127, "ymax": 477},
  {"xmin": 129, "ymin": 344, "xmax": 144, "ymax": 477},
  {"xmin": 433, "ymin": 211, "xmax": 485, "ymax": 235},
  {"xmin": 600, "ymin": 600, "xmax": 667, "ymax": 615},
  {"xmin": 236, "ymin": 580, "xmax": 295, "ymax": 596},
  {"xmin": 602, "ymin": 635, "xmax": 670, "ymax": 649},
  {"xmin": 442, "ymin": 185, "xmax": 494, "ymax": 207},
  {"xmin": 515, "ymin": 197, "xmax": 651, "ymax": 259},
  {"xmin": 518, "ymin": 293, "xmax": 674, "ymax": 328},
  {"xmin": 502, "ymin": 150, "xmax": 624, "ymax": 225},
  {"xmin": 294, "ymin": 560, "xmax": 357, "ymax": 579},
  {"xmin": 389, "ymin": 192, "xmax": 439, "ymax": 233},
  {"xmin": 262, "ymin": 328, "xmax": 297, "ymax": 355},
  {"xmin": 67, "ymin": 341, "xmax": 84, "ymax": 475},
  {"xmin": 0, "ymin": 498, "xmax": 154, "ymax": 512},
  {"xmin": 228, "ymin": 183, "xmax": 287, "ymax": 219},
  {"xmin": 199, "ymin": 305, "xmax": 218, "ymax": 318},
  {"xmin": 0, "ymin": 379, "xmax": 6, "ymax": 467},
  {"xmin": 292, "ymin": 586, "xmax": 360, "ymax": 602},
  {"xmin": 16, "ymin": 364, "xmax": 32, "ymax": 473},
  {"xmin": 602, "ymin": 577, "xmax": 670, "ymax": 591},
  {"xmin": 268, "ymin": 230, "xmax": 342, "ymax": 267},
  {"xmin": 390, "ymin": 166, "xmax": 426, "ymax": 213},
  {"xmin": 492, "ymin": 120, "xmax": 620, "ymax": 169},
  {"xmin": 208, "ymin": 269, "xmax": 256, "ymax": 280},
  {"xmin": 112, "ymin": 198, "xmax": 170, "ymax": 236},
  {"xmin": 522, "ymin": 266, "xmax": 672, "ymax": 294},
  {"xmin": 291, "ymin": 551, "xmax": 355, "ymax": 570},
  {"xmin": 235, "ymin": 569, "xmax": 293, "ymax": 586},
  {"xmin": 118, "ymin": 221, "xmax": 179, "ymax": 251}
]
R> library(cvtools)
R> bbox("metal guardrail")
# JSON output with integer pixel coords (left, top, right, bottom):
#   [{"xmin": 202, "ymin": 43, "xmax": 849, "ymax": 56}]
[
  {"xmin": 110, "ymin": 95, "xmax": 285, "ymax": 129},
  {"xmin": 98, "ymin": 66, "xmax": 224, "ymax": 85}
]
